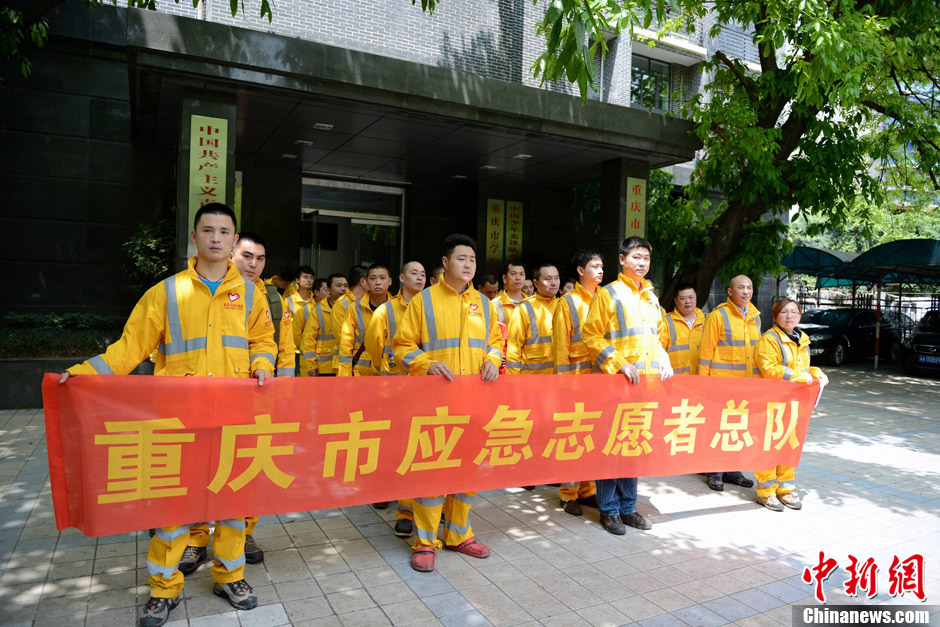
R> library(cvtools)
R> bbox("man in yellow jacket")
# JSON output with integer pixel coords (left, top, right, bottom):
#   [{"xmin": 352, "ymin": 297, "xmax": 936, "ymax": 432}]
[
  {"xmin": 331, "ymin": 265, "xmax": 368, "ymax": 370},
  {"xmin": 493, "ymin": 260, "xmax": 526, "ymax": 325},
  {"xmin": 506, "ymin": 262, "xmax": 559, "ymax": 375},
  {"xmin": 337, "ymin": 264, "xmax": 391, "ymax": 377},
  {"xmin": 583, "ymin": 237, "xmax": 672, "ymax": 536},
  {"xmin": 60, "ymin": 204, "xmax": 272, "ymax": 626},
  {"xmin": 394, "ymin": 234, "xmax": 501, "ymax": 573},
  {"xmin": 552, "ymin": 251, "xmax": 604, "ymax": 515},
  {"xmin": 287, "ymin": 265, "xmax": 315, "ymax": 376},
  {"xmin": 659, "ymin": 282, "xmax": 706, "ymax": 375},
  {"xmin": 363, "ymin": 261, "xmax": 426, "ymax": 535},
  {"xmin": 698, "ymin": 274, "xmax": 761, "ymax": 492},
  {"xmin": 302, "ymin": 273, "xmax": 347, "ymax": 376}
]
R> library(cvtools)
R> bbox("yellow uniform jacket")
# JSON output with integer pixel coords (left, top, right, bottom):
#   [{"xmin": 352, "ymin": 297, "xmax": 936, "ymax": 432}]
[
  {"xmin": 583, "ymin": 273, "xmax": 668, "ymax": 375},
  {"xmin": 337, "ymin": 294, "xmax": 386, "ymax": 377},
  {"xmin": 69, "ymin": 257, "xmax": 276, "ymax": 378},
  {"xmin": 506, "ymin": 293, "xmax": 557, "ymax": 375},
  {"xmin": 287, "ymin": 292, "xmax": 311, "ymax": 370},
  {"xmin": 552, "ymin": 282, "xmax": 595, "ymax": 374},
  {"xmin": 330, "ymin": 289, "xmax": 357, "ymax": 370},
  {"xmin": 699, "ymin": 299, "xmax": 762, "ymax": 377},
  {"xmin": 492, "ymin": 291, "xmax": 521, "ymax": 325},
  {"xmin": 364, "ymin": 292, "xmax": 409, "ymax": 376},
  {"xmin": 755, "ymin": 326, "xmax": 823, "ymax": 383},
  {"xmin": 256, "ymin": 278, "xmax": 294, "ymax": 377},
  {"xmin": 659, "ymin": 308, "xmax": 705, "ymax": 375},
  {"xmin": 394, "ymin": 280, "xmax": 502, "ymax": 376},
  {"xmin": 301, "ymin": 298, "xmax": 336, "ymax": 375}
]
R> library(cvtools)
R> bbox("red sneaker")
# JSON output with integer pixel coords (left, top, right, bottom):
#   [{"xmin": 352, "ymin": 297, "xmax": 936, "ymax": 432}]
[
  {"xmin": 444, "ymin": 538, "xmax": 490, "ymax": 559},
  {"xmin": 410, "ymin": 547, "xmax": 435, "ymax": 572}
]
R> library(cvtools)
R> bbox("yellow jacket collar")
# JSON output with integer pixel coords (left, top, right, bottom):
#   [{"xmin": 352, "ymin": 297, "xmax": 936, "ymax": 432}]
[
  {"xmin": 186, "ymin": 256, "xmax": 242, "ymax": 287},
  {"xmin": 438, "ymin": 278, "xmax": 472, "ymax": 297},
  {"xmin": 617, "ymin": 273, "xmax": 653, "ymax": 295},
  {"xmin": 725, "ymin": 297, "xmax": 761, "ymax": 321},
  {"xmin": 573, "ymin": 282, "xmax": 595, "ymax": 301}
]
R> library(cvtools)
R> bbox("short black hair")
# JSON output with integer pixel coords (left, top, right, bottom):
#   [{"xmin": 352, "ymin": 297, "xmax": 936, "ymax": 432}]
[
  {"xmin": 313, "ymin": 278, "xmax": 328, "ymax": 291},
  {"xmin": 562, "ymin": 277, "xmax": 577, "ymax": 287},
  {"xmin": 296, "ymin": 265, "xmax": 315, "ymax": 278},
  {"xmin": 573, "ymin": 251, "xmax": 602, "ymax": 275},
  {"xmin": 532, "ymin": 262, "xmax": 557, "ymax": 281},
  {"xmin": 368, "ymin": 263, "xmax": 390, "ymax": 276},
  {"xmin": 277, "ymin": 266, "xmax": 294, "ymax": 282},
  {"xmin": 620, "ymin": 236, "xmax": 652, "ymax": 257},
  {"xmin": 503, "ymin": 261, "xmax": 525, "ymax": 276},
  {"xmin": 480, "ymin": 273, "xmax": 499, "ymax": 285},
  {"xmin": 442, "ymin": 233, "xmax": 477, "ymax": 258},
  {"xmin": 235, "ymin": 232, "xmax": 267, "ymax": 252},
  {"xmin": 328, "ymin": 273, "xmax": 347, "ymax": 288},
  {"xmin": 194, "ymin": 202, "xmax": 237, "ymax": 231},
  {"xmin": 349, "ymin": 265, "xmax": 369, "ymax": 286},
  {"xmin": 675, "ymin": 282, "xmax": 696, "ymax": 293}
]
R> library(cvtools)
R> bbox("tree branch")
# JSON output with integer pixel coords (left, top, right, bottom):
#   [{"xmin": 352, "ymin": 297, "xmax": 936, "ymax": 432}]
[{"xmin": 714, "ymin": 50, "xmax": 758, "ymax": 102}]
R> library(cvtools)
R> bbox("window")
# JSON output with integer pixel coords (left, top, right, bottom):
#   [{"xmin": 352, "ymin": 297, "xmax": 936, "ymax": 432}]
[{"xmin": 631, "ymin": 54, "xmax": 671, "ymax": 110}]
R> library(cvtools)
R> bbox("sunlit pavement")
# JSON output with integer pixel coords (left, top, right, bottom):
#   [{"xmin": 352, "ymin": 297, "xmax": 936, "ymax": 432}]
[{"xmin": 1, "ymin": 364, "xmax": 938, "ymax": 626}]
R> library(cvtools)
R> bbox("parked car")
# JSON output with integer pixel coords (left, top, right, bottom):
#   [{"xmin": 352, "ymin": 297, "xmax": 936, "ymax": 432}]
[
  {"xmin": 900, "ymin": 310, "xmax": 940, "ymax": 377},
  {"xmin": 799, "ymin": 308, "xmax": 902, "ymax": 366},
  {"xmin": 883, "ymin": 310, "xmax": 916, "ymax": 340}
]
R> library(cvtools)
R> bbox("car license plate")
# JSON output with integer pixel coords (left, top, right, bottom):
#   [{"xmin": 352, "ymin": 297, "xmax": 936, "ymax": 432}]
[{"xmin": 918, "ymin": 354, "xmax": 940, "ymax": 365}]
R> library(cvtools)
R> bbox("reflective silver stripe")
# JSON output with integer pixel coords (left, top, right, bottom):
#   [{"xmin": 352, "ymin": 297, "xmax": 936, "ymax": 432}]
[
  {"xmin": 520, "ymin": 361, "xmax": 553, "ymax": 371},
  {"xmin": 556, "ymin": 361, "xmax": 592, "ymax": 373},
  {"xmin": 338, "ymin": 355, "xmax": 354, "ymax": 363},
  {"xmin": 452, "ymin": 492, "xmax": 475, "ymax": 506},
  {"xmin": 402, "ymin": 349, "xmax": 424, "ymax": 368},
  {"xmin": 635, "ymin": 361, "xmax": 646, "ymax": 370},
  {"xmin": 147, "ymin": 560, "xmax": 178, "ymax": 578},
  {"xmin": 506, "ymin": 361, "xmax": 524, "ymax": 369},
  {"xmin": 382, "ymin": 301, "xmax": 398, "ymax": 360},
  {"xmin": 218, "ymin": 518, "xmax": 246, "ymax": 530},
  {"xmin": 322, "ymin": 333, "xmax": 335, "ymax": 341},
  {"xmin": 486, "ymin": 347, "xmax": 501, "ymax": 356},
  {"xmin": 88, "ymin": 355, "xmax": 113, "ymax": 374},
  {"xmin": 442, "ymin": 517, "xmax": 471, "ymax": 535},
  {"xmin": 771, "ymin": 331, "xmax": 790, "ymax": 368},
  {"xmin": 717, "ymin": 307, "xmax": 746, "ymax": 347},
  {"xmin": 421, "ymin": 289, "xmax": 438, "ymax": 344},
  {"xmin": 752, "ymin": 368, "xmax": 761, "ymax": 375},
  {"xmin": 287, "ymin": 299, "xmax": 296, "ymax": 314},
  {"xmin": 245, "ymin": 280, "xmax": 256, "ymax": 330},
  {"xmin": 251, "ymin": 352, "xmax": 276, "ymax": 368},
  {"xmin": 666, "ymin": 314, "xmax": 678, "ymax": 349},
  {"xmin": 160, "ymin": 337, "xmax": 208, "ymax": 356},
  {"xmin": 355, "ymin": 301, "xmax": 366, "ymax": 345},
  {"xmin": 522, "ymin": 300, "xmax": 551, "ymax": 346},
  {"xmin": 303, "ymin": 351, "xmax": 317, "ymax": 359},
  {"xmin": 783, "ymin": 367, "xmax": 794, "ymax": 380},
  {"xmin": 155, "ymin": 525, "xmax": 192, "ymax": 542},
  {"xmin": 315, "ymin": 305, "xmax": 326, "ymax": 339},
  {"xmin": 357, "ymin": 359, "xmax": 372, "ymax": 368},
  {"xmin": 221, "ymin": 335, "xmax": 249, "ymax": 349},
  {"xmin": 162, "ymin": 276, "xmax": 208, "ymax": 356},
  {"xmin": 565, "ymin": 293, "xmax": 582, "ymax": 343},
  {"xmin": 757, "ymin": 479, "xmax": 777, "ymax": 488},
  {"xmin": 481, "ymin": 294, "xmax": 491, "ymax": 342},
  {"xmin": 699, "ymin": 359, "xmax": 712, "ymax": 368},
  {"xmin": 215, "ymin": 554, "xmax": 246, "ymax": 572},
  {"xmin": 605, "ymin": 327, "xmax": 649, "ymax": 340},
  {"xmin": 495, "ymin": 300, "xmax": 505, "ymax": 324},
  {"xmin": 397, "ymin": 503, "xmax": 413, "ymax": 512},
  {"xmin": 605, "ymin": 284, "xmax": 629, "ymax": 341},
  {"xmin": 674, "ymin": 365, "xmax": 691, "ymax": 374},
  {"xmin": 468, "ymin": 338, "xmax": 486, "ymax": 349},
  {"xmin": 302, "ymin": 303, "xmax": 310, "ymax": 322},
  {"xmin": 416, "ymin": 527, "xmax": 437, "ymax": 542},
  {"xmin": 778, "ymin": 481, "xmax": 796, "ymax": 491},
  {"xmin": 668, "ymin": 344, "xmax": 690, "ymax": 353},
  {"xmin": 425, "ymin": 337, "xmax": 460, "ymax": 351},
  {"xmin": 416, "ymin": 496, "xmax": 445, "ymax": 507},
  {"xmin": 317, "ymin": 355, "xmax": 332, "ymax": 363},
  {"xmin": 380, "ymin": 371, "xmax": 401, "ymax": 376},
  {"xmin": 595, "ymin": 345, "xmax": 616, "ymax": 369},
  {"xmin": 277, "ymin": 367, "xmax": 294, "ymax": 377},
  {"xmin": 710, "ymin": 362, "xmax": 746, "ymax": 371}
]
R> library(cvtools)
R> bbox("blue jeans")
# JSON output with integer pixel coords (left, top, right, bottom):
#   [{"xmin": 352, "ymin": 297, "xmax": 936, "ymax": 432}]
[{"xmin": 596, "ymin": 477, "xmax": 638, "ymax": 517}]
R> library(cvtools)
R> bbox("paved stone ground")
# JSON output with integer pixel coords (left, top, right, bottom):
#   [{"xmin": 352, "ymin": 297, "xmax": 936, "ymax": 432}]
[{"xmin": 1, "ymin": 363, "xmax": 939, "ymax": 626}]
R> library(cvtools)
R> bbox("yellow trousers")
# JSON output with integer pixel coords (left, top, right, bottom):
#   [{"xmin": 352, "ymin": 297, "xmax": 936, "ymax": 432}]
[
  {"xmin": 412, "ymin": 493, "xmax": 475, "ymax": 550},
  {"xmin": 754, "ymin": 466, "xmax": 796, "ymax": 498},
  {"xmin": 147, "ymin": 519, "xmax": 246, "ymax": 598},
  {"xmin": 190, "ymin": 517, "xmax": 256, "ymax": 547},
  {"xmin": 397, "ymin": 499, "xmax": 415, "ymax": 521},
  {"xmin": 560, "ymin": 481, "xmax": 596, "ymax": 502}
]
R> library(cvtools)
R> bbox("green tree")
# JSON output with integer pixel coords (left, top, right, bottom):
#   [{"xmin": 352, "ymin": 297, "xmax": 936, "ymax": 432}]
[
  {"xmin": 420, "ymin": 0, "xmax": 940, "ymax": 305},
  {"xmin": 2, "ymin": 0, "xmax": 271, "ymax": 80}
]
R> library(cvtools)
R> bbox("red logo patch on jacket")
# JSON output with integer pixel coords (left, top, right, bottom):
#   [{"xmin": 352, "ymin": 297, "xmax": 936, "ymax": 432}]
[{"xmin": 228, "ymin": 293, "xmax": 240, "ymax": 302}]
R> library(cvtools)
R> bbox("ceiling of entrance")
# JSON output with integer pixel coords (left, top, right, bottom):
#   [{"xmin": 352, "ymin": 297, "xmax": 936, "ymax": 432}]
[{"xmin": 151, "ymin": 80, "xmax": 676, "ymax": 189}]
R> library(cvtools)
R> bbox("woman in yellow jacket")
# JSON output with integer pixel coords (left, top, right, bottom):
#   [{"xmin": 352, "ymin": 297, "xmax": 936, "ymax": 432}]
[{"xmin": 754, "ymin": 298, "xmax": 828, "ymax": 512}]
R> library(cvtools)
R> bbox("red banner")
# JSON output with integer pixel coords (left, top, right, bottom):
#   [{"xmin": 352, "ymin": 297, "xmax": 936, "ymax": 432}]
[{"xmin": 42, "ymin": 373, "xmax": 819, "ymax": 537}]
